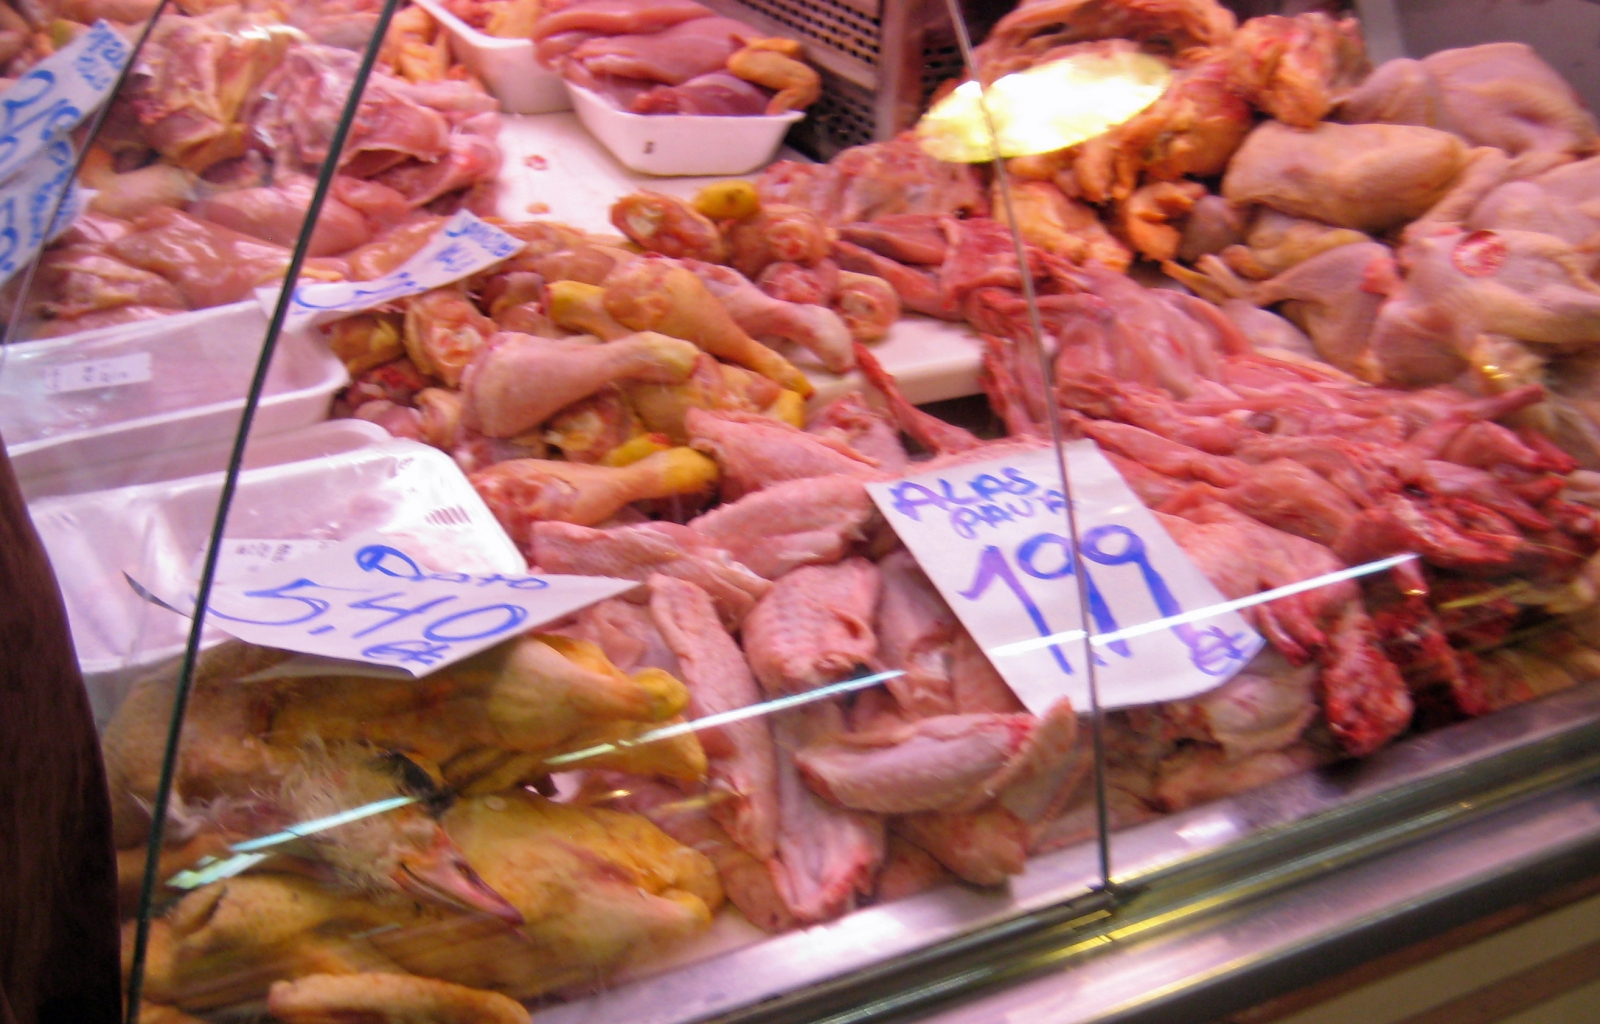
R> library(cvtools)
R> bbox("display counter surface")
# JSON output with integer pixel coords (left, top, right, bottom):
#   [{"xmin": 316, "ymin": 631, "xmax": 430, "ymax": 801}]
[{"xmin": 494, "ymin": 113, "xmax": 986, "ymax": 407}]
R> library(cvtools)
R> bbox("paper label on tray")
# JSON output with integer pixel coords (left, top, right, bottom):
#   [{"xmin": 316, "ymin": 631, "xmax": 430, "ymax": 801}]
[
  {"xmin": 203, "ymin": 533, "xmax": 636, "ymax": 676},
  {"xmin": 263, "ymin": 211, "xmax": 524, "ymax": 331},
  {"xmin": 0, "ymin": 21, "xmax": 131, "ymax": 183},
  {"xmin": 40, "ymin": 351, "xmax": 151, "ymax": 394},
  {"xmin": 866, "ymin": 442, "xmax": 1263, "ymax": 714},
  {"xmin": 0, "ymin": 138, "xmax": 88, "ymax": 283}
]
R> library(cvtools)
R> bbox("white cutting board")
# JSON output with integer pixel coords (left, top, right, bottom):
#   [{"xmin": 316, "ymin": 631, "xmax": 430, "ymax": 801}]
[{"xmin": 493, "ymin": 112, "xmax": 984, "ymax": 406}]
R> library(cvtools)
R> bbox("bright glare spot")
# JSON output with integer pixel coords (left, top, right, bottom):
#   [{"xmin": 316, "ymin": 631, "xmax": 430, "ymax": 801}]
[{"xmin": 916, "ymin": 51, "xmax": 1172, "ymax": 162}]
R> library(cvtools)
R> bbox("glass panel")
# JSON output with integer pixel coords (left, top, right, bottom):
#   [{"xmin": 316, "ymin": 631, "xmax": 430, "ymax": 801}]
[
  {"xmin": 970, "ymin": 0, "xmax": 1600, "ymax": 892},
  {"xmin": 38, "ymin": 0, "xmax": 1600, "ymax": 1021},
  {"xmin": 89, "ymin": 0, "xmax": 1114, "ymax": 1020}
]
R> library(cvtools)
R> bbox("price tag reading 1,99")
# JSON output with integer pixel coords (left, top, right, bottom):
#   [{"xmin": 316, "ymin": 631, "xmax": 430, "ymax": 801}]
[
  {"xmin": 204, "ymin": 534, "xmax": 637, "ymax": 676},
  {"xmin": 866, "ymin": 442, "xmax": 1263, "ymax": 715}
]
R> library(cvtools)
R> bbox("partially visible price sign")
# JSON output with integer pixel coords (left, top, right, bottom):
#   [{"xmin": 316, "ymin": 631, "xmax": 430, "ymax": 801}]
[
  {"xmin": 260, "ymin": 211, "xmax": 524, "ymax": 331},
  {"xmin": 202, "ymin": 534, "xmax": 636, "ymax": 676},
  {"xmin": 0, "ymin": 20, "xmax": 130, "ymax": 182},
  {"xmin": 867, "ymin": 442, "xmax": 1263, "ymax": 714}
]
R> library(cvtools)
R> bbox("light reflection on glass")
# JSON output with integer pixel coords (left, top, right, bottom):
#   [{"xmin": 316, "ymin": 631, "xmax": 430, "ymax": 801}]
[
  {"xmin": 986, "ymin": 554, "xmax": 1421, "ymax": 659},
  {"xmin": 915, "ymin": 50, "xmax": 1172, "ymax": 162}
]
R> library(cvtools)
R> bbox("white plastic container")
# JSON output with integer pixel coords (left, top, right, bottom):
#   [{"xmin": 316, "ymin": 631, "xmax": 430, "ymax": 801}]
[
  {"xmin": 31, "ymin": 435, "xmax": 526, "ymax": 724},
  {"xmin": 566, "ymin": 82, "xmax": 805, "ymax": 176},
  {"xmin": 412, "ymin": 0, "xmax": 569, "ymax": 114},
  {"xmin": 0, "ymin": 300, "xmax": 348, "ymax": 496}
]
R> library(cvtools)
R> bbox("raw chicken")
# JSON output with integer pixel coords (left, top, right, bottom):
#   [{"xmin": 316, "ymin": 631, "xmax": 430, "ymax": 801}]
[
  {"xmin": 530, "ymin": 521, "xmax": 771, "ymax": 627},
  {"xmin": 875, "ymin": 549, "xmax": 959, "ymax": 717},
  {"xmin": 687, "ymin": 474, "xmax": 877, "ymax": 579},
  {"xmin": 832, "ymin": 271, "xmax": 901, "ymax": 342},
  {"xmin": 686, "ymin": 407, "xmax": 885, "ymax": 497},
  {"xmin": 188, "ymin": 176, "xmax": 369, "ymax": 257},
  {"xmin": 632, "ymin": 72, "xmax": 772, "ymax": 115},
  {"xmin": 470, "ymin": 446, "xmax": 719, "ymax": 534},
  {"xmin": 1369, "ymin": 229, "xmax": 1600, "ymax": 388},
  {"xmin": 972, "ymin": 0, "xmax": 1236, "ymax": 78},
  {"xmin": 807, "ymin": 393, "xmax": 910, "ymax": 473},
  {"xmin": 1152, "ymin": 650, "xmax": 1319, "ymax": 760},
  {"xmin": 461, "ymin": 331, "xmax": 699, "ymax": 438},
  {"xmin": 758, "ymin": 135, "xmax": 986, "ymax": 225},
  {"xmin": 1226, "ymin": 12, "xmax": 1367, "ymax": 128},
  {"xmin": 602, "ymin": 778, "xmax": 796, "ymax": 931},
  {"xmin": 726, "ymin": 204, "xmax": 832, "ymax": 280},
  {"xmin": 533, "ymin": 0, "xmax": 712, "ymax": 43},
  {"xmin": 649, "ymin": 575, "xmax": 780, "ymax": 860},
  {"xmin": 604, "ymin": 258, "xmax": 814, "ymax": 396},
  {"xmin": 875, "ymin": 835, "xmax": 955, "ymax": 902},
  {"xmin": 769, "ymin": 702, "xmax": 886, "ymax": 922},
  {"xmin": 794, "ymin": 714, "xmax": 1034, "ymax": 813},
  {"xmin": 108, "ymin": 208, "xmax": 346, "ymax": 308},
  {"xmin": 565, "ymin": 17, "xmax": 760, "ymax": 85},
  {"xmin": 1338, "ymin": 43, "xmax": 1597, "ymax": 158},
  {"xmin": 1249, "ymin": 241, "xmax": 1397, "ymax": 380},
  {"xmin": 891, "ymin": 807, "xmax": 1028, "ymax": 886},
  {"xmin": 683, "ymin": 260, "xmax": 855, "ymax": 373},
  {"xmin": 743, "ymin": 557, "xmax": 882, "ymax": 694},
  {"xmin": 1222, "ymin": 120, "xmax": 1470, "ymax": 234},
  {"xmin": 611, "ymin": 191, "xmax": 726, "ymax": 262},
  {"xmin": 1219, "ymin": 209, "xmax": 1371, "ymax": 282},
  {"xmin": 994, "ymin": 180, "xmax": 1132, "ymax": 270},
  {"xmin": 549, "ymin": 598, "xmax": 681, "ymax": 674}
]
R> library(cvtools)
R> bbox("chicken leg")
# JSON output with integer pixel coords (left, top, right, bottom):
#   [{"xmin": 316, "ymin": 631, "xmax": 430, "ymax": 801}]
[
  {"xmin": 471, "ymin": 446, "xmax": 719, "ymax": 535},
  {"xmin": 462, "ymin": 331, "xmax": 698, "ymax": 438}
]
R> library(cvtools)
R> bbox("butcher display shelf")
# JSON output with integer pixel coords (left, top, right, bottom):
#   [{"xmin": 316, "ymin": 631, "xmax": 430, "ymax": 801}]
[
  {"xmin": 493, "ymin": 110, "xmax": 987, "ymax": 407},
  {"xmin": 15, "ymin": 2, "xmax": 1600, "ymax": 1024}
]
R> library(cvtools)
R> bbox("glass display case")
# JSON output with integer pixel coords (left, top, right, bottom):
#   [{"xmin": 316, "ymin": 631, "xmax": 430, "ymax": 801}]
[{"xmin": 8, "ymin": 0, "xmax": 1600, "ymax": 1022}]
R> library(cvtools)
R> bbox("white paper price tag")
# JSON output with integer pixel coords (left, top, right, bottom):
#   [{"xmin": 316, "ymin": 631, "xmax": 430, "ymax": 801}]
[
  {"xmin": 0, "ymin": 137, "xmax": 87, "ymax": 283},
  {"xmin": 0, "ymin": 21, "xmax": 131, "ymax": 182},
  {"xmin": 40, "ymin": 351, "xmax": 152, "ymax": 393},
  {"xmin": 867, "ymin": 442, "xmax": 1263, "ymax": 714},
  {"xmin": 204, "ymin": 533, "xmax": 636, "ymax": 676},
  {"xmin": 261, "ymin": 211, "xmax": 524, "ymax": 331}
]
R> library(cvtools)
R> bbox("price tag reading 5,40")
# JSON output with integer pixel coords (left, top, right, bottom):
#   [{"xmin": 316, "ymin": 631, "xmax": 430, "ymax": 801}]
[
  {"xmin": 867, "ymin": 443, "xmax": 1263, "ymax": 714},
  {"xmin": 204, "ymin": 534, "xmax": 636, "ymax": 676}
]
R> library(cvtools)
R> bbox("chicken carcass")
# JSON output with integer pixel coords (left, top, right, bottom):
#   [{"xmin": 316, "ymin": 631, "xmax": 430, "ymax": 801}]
[
  {"xmin": 461, "ymin": 331, "xmax": 699, "ymax": 438},
  {"xmin": 1222, "ymin": 120, "xmax": 1471, "ymax": 234},
  {"xmin": 743, "ymin": 557, "xmax": 881, "ymax": 694},
  {"xmin": 1249, "ymin": 241, "xmax": 1398, "ymax": 380},
  {"xmin": 687, "ymin": 474, "xmax": 877, "ymax": 579},
  {"xmin": 530, "ymin": 521, "xmax": 770, "ymax": 628},
  {"xmin": 757, "ymin": 135, "xmax": 986, "ymax": 225},
  {"xmin": 971, "ymin": 0, "xmax": 1236, "ymax": 79},
  {"xmin": 1338, "ymin": 43, "xmax": 1598, "ymax": 159},
  {"xmin": 649, "ymin": 575, "xmax": 780, "ymax": 860},
  {"xmin": 1226, "ymin": 12, "xmax": 1367, "ymax": 128},
  {"xmin": 564, "ymin": 17, "xmax": 759, "ymax": 85}
]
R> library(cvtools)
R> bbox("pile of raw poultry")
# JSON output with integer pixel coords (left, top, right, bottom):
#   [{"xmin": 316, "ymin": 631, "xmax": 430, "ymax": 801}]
[{"xmin": 99, "ymin": 0, "xmax": 1600, "ymax": 1021}]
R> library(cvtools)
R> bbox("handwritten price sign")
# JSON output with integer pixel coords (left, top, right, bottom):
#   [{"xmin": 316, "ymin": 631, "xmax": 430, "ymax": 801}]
[
  {"xmin": 261, "ymin": 211, "xmax": 524, "ymax": 331},
  {"xmin": 0, "ymin": 21, "xmax": 130, "ymax": 182},
  {"xmin": 867, "ymin": 443, "xmax": 1262, "ymax": 714},
  {"xmin": 205, "ymin": 534, "xmax": 636, "ymax": 676}
]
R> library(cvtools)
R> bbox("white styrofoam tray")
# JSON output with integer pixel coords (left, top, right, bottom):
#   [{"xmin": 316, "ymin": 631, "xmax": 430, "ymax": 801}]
[
  {"xmin": 567, "ymin": 82, "xmax": 804, "ymax": 177},
  {"xmin": 494, "ymin": 112, "xmax": 986, "ymax": 405},
  {"xmin": 32, "ymin": 434, "xmax": 526, "ymax": 724},
  {"xmin": 1, "ymin": 300, "xmax": 349, "ymax": 495},
  {"xmin": 412, "ymin": 0, "xmax": 570, "ymax": 114}
]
